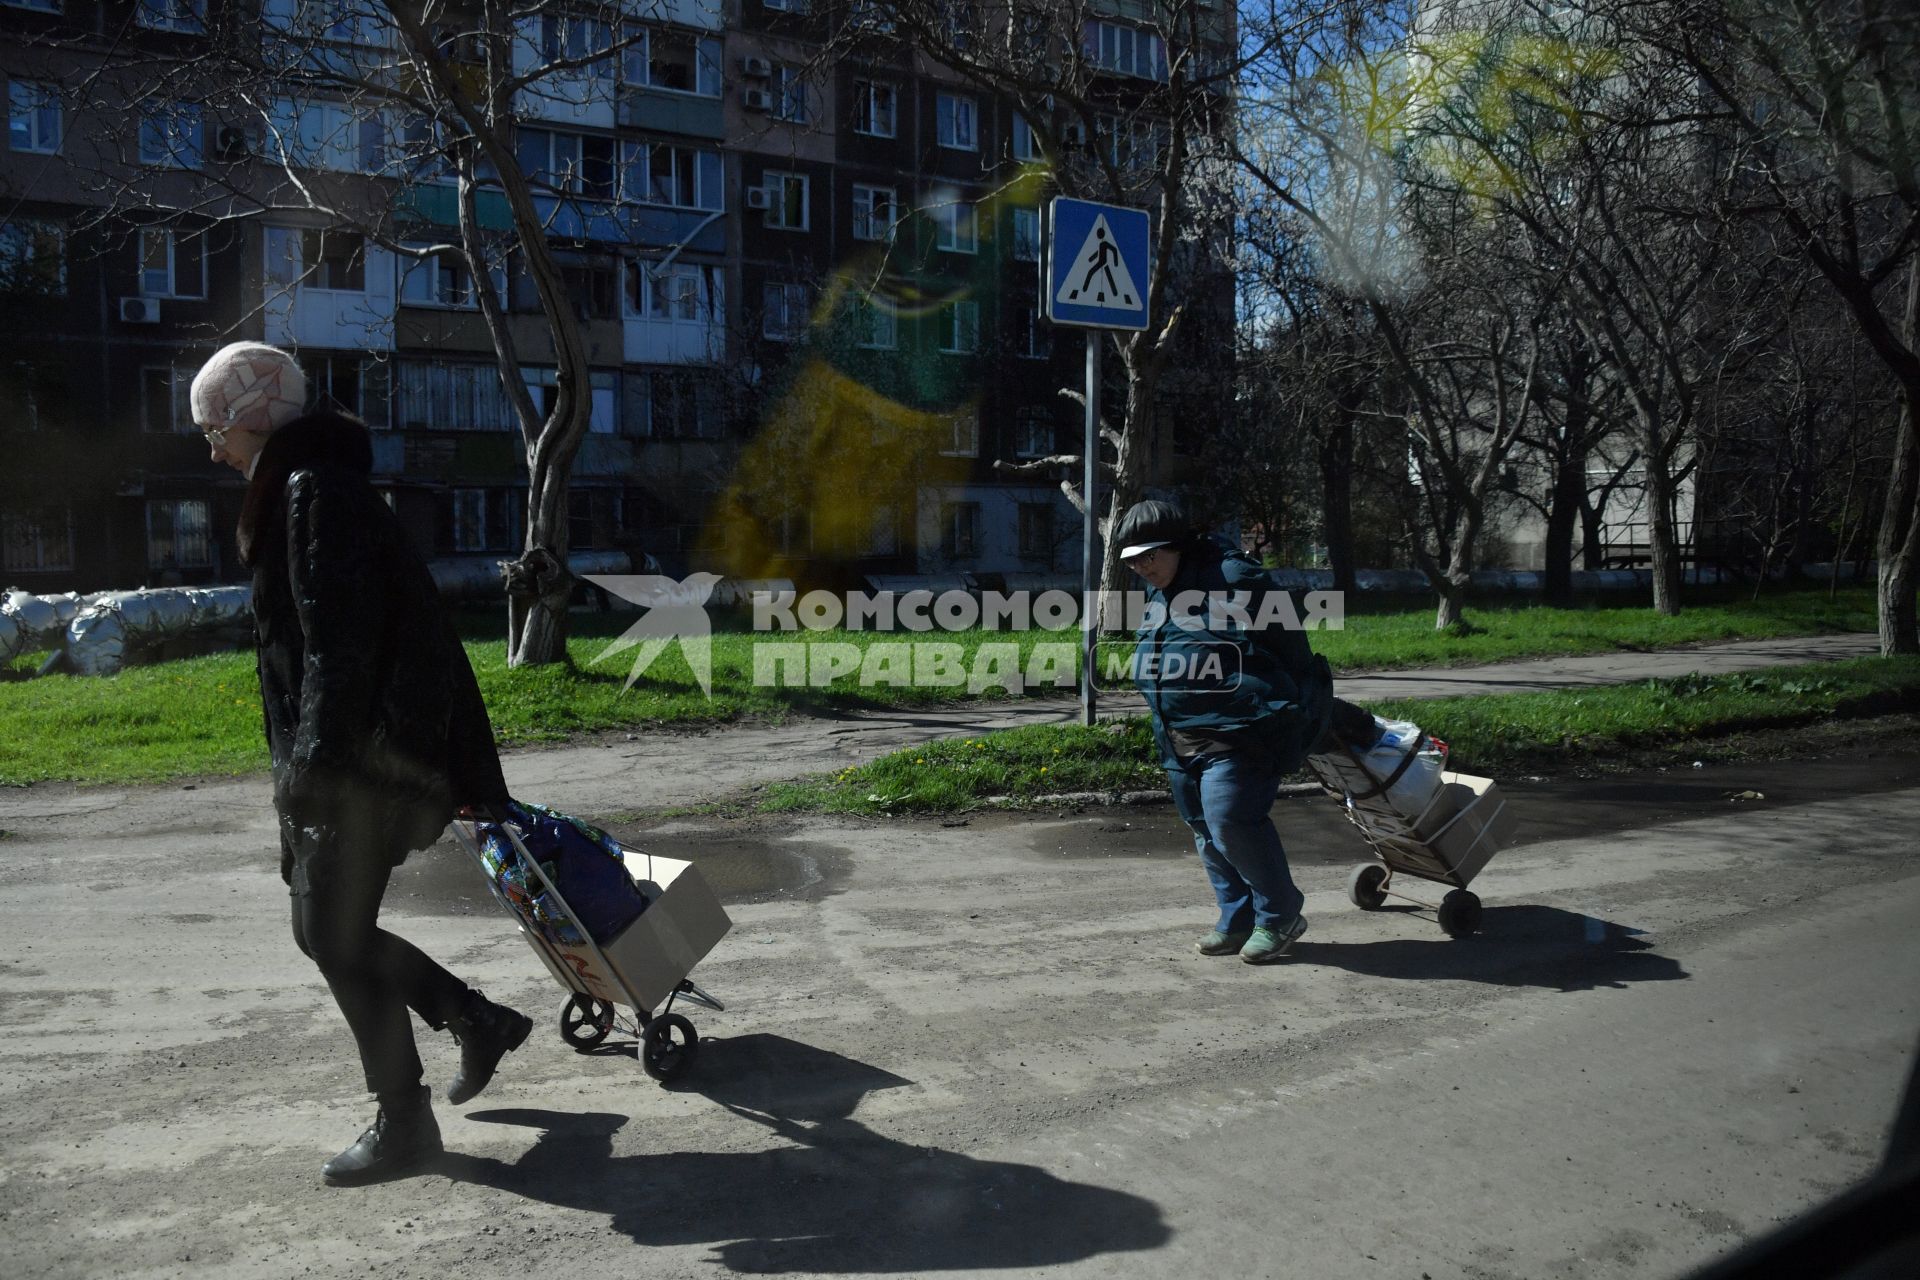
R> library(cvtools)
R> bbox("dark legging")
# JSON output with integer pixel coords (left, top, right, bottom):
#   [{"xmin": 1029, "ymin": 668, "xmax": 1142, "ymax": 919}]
[{"xmin": 289, "ymin": 829, "xmax": 469, "ymax": 1098}]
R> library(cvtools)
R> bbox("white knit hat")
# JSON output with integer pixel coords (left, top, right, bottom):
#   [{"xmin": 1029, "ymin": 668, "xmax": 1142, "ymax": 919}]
[{"xmin": 189, "ymin": 341, "xmax": 308, "ymax": 436}]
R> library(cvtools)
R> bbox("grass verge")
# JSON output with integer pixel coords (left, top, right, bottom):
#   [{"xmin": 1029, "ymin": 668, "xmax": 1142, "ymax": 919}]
[
  {"xmin": 0, "ymin": 587, "xmax": 1880, "ymax": 787},
  {"xmin": 761, "ymin": 655, "xmax": 1920, "ymax": 815}
]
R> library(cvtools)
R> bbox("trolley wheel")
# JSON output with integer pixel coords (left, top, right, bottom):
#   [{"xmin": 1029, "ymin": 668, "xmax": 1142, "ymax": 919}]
[
  {"xmin": 641, "ymin": 1013, "xmax": 698, "ymax": 1082},
  {"xmin": 1438, "ymin": 889, "xmax": 1483, "ymax": 938},
  {"xmin": 560, "ymin": 994, "xmax": 615, "ymax": 1049},
  {"xmin": 1348, "ymin": 863, "xmax": 1389, "ymax": 910}
]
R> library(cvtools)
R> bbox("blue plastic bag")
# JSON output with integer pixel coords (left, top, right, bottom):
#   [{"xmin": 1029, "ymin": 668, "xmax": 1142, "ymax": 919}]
[{"xmin": 475, "ymin": 801, "xmax": 650, "ymax": 946}]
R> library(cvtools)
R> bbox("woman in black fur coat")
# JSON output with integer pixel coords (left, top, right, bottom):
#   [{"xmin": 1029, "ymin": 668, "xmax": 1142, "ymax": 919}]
[{"xmin": 194, "ymin": 341, "xmax": 532, "ymax": 1186}]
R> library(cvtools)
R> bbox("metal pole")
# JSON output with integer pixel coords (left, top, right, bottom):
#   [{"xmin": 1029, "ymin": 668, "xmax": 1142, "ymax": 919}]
[{"xmin": 1082, "ymin": 329, "xmax": 1100, "ymax": 727}]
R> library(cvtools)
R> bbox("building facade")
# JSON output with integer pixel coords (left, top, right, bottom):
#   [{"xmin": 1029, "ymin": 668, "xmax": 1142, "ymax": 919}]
[{"xmin": 1, "ymin": 0, "xmax": 1231, "ymax": 596}]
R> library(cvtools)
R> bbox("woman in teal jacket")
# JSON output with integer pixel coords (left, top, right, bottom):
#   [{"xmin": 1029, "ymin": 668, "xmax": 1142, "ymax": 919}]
[{"xmin": 1117, "ymin": 500, "xmax": 1333, "ymax": 963}]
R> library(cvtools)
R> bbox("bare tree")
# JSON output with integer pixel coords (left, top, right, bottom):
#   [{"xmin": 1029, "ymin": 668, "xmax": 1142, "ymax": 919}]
[
  {"xmin": 1630, "ymin": 0, "xmax": 1920, "ymax": 651},
  {"xmin": 820, "ymin": 0, "xmax": 1268, "ymax": 611}
]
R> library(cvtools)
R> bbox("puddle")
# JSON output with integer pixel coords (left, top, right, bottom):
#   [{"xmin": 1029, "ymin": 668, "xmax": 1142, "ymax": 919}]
[{"xmin": 387, "ymin": 824, "xmax": 849, "ymax": 915}]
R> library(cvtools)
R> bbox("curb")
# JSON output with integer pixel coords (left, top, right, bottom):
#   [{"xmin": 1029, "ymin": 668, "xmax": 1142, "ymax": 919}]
[{"xmin": 982, "ymin": 782, "xmax": 1325, "ymax": 809}]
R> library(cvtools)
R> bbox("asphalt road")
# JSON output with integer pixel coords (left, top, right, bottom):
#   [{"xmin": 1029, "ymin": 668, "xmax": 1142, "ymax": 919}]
[{"xmin": 1, "ymin": 739, "xmax": 1915, "ymax": 1279}]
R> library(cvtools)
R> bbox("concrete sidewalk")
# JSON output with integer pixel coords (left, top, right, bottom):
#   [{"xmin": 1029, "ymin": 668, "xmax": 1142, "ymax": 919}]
[{"xmin": 500, "ymin": 631, "xmax": 1882, "ymax": 813}]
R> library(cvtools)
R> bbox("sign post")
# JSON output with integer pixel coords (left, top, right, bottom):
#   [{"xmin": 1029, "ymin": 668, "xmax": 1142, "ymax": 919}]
[{"xmin": 1042, "ymin": 197, "xmax": 1152, "ymax": 725}]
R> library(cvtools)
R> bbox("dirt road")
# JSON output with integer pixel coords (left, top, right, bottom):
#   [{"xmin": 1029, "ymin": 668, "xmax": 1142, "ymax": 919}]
[{"xmin": 2, "ymin": 739, "xmax": 1915, "ymax": 1279}]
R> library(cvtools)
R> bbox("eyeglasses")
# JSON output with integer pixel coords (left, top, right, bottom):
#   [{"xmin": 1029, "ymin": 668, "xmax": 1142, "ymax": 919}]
[
  {"xmin": 1123, "ymin": 548, "xmax": 1162, "ymax": 569},
  {"xmin": 200, "ymin": 423, "xmax": 262, "ymax": 448}
]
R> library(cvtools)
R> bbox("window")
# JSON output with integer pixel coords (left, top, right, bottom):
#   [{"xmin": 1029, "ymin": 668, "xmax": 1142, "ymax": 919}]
[
  {"xmin": 146, "ymin": 499, "xmax": 212, "ymax": 571},
  {"xmin": 852, "ymin": 184, "xmax": 896, "ymax": 242},
  {"xmin": 764, "ymin": 171, "xmax": 808, "ymax": 230},
  {"xmin": 396, "ymin": 360, "xmax": 520, "ymax": 431},
  {"xmin": 2, "ymin": 504, "xmax": 73, "ymax": 573},
  {"xmin": 627, "ymin": 140, "xmax": 723, "ymax": 210},
  {"xmin": 621, "ymin": 25, "xmax": 721, "ymax": 96},
  {"xmin": 139, "ymin": 229, "xmax": 207, "ymax": 298},
  {"xmin": 140, "ymin": 103, "xmax": 203, "ymax": 168},
  {"xmin": 856, "ymin": 296, "xmax": 896, "ymax": 349},
  {"xmin": 1014, "ymin": 305, "xmax": 1051, "ymax": 359},
  {"xmin": 936, "ymin": 92, "xmax": 977, "ymax": 150},
  {"xmin": 518, "ymin": 128, "xmax": 618, "ymax": 199},
  {"xmin": 3, "ymin": 0, "xmax": 62, "ymax": 12},
  {"xmin": 571, "ymin": 488, "xmax": 615, "ymax": 551},
  {"xmin": 1097, "ymin": 113, "xmax": 1166, "ymax": 171},
  {"xmin": 299, "ymin": 229, "xmax": 364, "ymax": 291},
  {"xmin": 1085, "ymin": 20, "xmax": 1167, "ymax": 81},
  {"xmin": 263, "ymin": 0, "xmax": 387, "ymax": 45},
  {"xmin": 1018, "ymin": 502, "xmax": 1054, "ymax": 559},
  {"xmin": 451, "ymin": 488, "xmax": 521, "ymax": 551},
  {"xmin": 140, "ymin": 365, "xmax": 195, "ymax": 433},
  {"xmin": 852, "ymin": 80, "xmax": 896, "ymax": 137},
  {"xmin": 8, "ymin": 80, "xmax": 60, "ymax": 154},
  {"xmin": 400, "ymin": 246, "xmax": 484, "ymax": 308},
  {"xmin": 772, "ymin": 65, "xmax": 809, "ymax": 124},
  {"xmin": 941, "ymin": 300, "xmax": 979, "ymax": 354},
  {"xmin": 137, "ymin": 0, "xmax": 205, "ymax": 33},
  {"xmin": 633, "ymin": 369, "xmax": 714, "ymax": 438},
  {"xmin": 941, "ymin": 500, "xmax": 980, "ymax": 557},
  {"xmin": 763, "ymin": 0, "xmax": 808, "ymax": 11},
  {"xmin": 1012, "ymin": 113, "xmax": 1041, "ymax": 162},
  {"xmin": 1015, "ymin": 407, "xmax": 1054, "ymax": 457},
  {"xmin": 763, "ymin": 282, "xmax": 809, "ymax": 341},
  {"xmin": 538, "ymin": 12, "xmax": 613, "ymax": 65},
  {"xmin": 940, "ymin": 414, "xmax": 980, "ymax": 458},
  {"xmin": 304, "ymin": 354, "xmax": 388, "ymax": 426},
  {"xmin": 0, "ymin": 219, "xmax": 65, "ymax": 295},
  {"xmin": 1012, "ymin": 207, "xmax": 1040, "ymax": 262},
  {"xmin": 557, "ymin": 259, "xmax": 618, "ymax": 320},
  {"xmin": 850, "ymin": 0, "xmax": 894, "ymax": 32},
  {"xmin": 269, "ymin": 98, "xmax": 382, "ymax": 173},
  {"xmin": 523, "ymin": 367, "xmax": 618, "ymax": 432},
  {"xmin": 627, "ymin": 260, "xmax": 721, "ymax": 322},
  {"xmin": 933, "ymin": 200, "xmax": 977, "ymax": 254}
]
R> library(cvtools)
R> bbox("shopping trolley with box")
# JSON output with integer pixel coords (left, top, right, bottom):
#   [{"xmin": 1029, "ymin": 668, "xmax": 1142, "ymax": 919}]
[
  {"xmin": 450, "ymin": 801, "xmax": 732, "ymax": 1082},
  {"xmin": 1304, "ymin": 711, "xmax": 1516, "ymax": 938}
]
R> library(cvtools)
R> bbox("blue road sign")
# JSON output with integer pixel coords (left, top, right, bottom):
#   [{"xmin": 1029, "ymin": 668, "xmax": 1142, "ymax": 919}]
[{"xmin": 1044, "ymin": 197, "xmax": 1152, "ymax": 331}]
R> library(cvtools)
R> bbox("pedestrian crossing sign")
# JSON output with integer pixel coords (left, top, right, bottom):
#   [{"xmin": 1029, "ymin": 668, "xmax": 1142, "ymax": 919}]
[{"xmin": 1044, "ymin": 197, "xmax": 1152, "ymax": 331}]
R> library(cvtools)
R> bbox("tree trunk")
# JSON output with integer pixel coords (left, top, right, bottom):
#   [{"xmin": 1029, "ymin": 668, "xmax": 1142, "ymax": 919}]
[
  {"xmin": 1320, "ymin": 386, "xmax": 1358, "ymax": 595},
  {"xmin": 1876, "ymin": 266, "xmax": 1920, "ymax": 655},
  {"xmin": 1644, "ymin": 454, "xmax": 1683, "ymax": 616},
  {"xmin": 1878, "ymin": 395, "xmax": 1920, "ymax": 654},
  {"xmin": 1542, "ymin": 446, "xmax": 1585, "ymax": 606},
  {"xmin": 1433, "ymin": 508, "xmax": 1480, "ymax": 631},
  {"xmin": 1097, "ymin": 361, "xmax": 1149, "ymax": 630}
]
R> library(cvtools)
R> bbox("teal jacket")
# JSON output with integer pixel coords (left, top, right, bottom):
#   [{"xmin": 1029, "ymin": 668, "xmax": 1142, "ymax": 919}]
[{"xmin": 1133, "ymin": 536, "xmax": 1333, "ymax": 772}]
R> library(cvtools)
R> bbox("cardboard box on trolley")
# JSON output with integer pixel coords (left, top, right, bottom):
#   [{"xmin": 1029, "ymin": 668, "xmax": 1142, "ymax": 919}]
[
  {"xmin": 526, "ymin": 850, "xmax": 731, "ymax": 1013},
  {"xmin": 1410, "ymin": 771, "xmax": 1516, "ymax": 883}
]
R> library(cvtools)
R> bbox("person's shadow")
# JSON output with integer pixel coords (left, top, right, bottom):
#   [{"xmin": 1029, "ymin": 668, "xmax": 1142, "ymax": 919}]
[
  {"xmin": 1299, "ymin": 904, "xmax": 1689, "ymax": 993},
  {"xmin": 441, "ymin": 1034, "xmax": 1170, "ymax": 1273}
]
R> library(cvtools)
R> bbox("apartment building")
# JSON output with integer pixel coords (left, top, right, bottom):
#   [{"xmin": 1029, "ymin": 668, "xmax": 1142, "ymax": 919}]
[{"xmin": 1, "ymin": 0, "xmax": 1233, "ymax": 596}]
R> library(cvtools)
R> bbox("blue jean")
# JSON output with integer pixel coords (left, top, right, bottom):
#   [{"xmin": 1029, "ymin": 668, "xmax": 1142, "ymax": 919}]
[{"xmin": 1168, "ymin": 751, "xmax": 1305, "ymax": 933}]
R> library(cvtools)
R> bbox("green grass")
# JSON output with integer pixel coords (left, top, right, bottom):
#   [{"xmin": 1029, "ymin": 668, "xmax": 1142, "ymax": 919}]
[
  {"xmin": 0, "ymin": 586, "xmax": 1881, "ymax": 787},
  {"xmin": 1373, "ymin": 654, "xmax": 1920, "ymax": 770},
  {"xmin": 1306, "ymin": 589, "xmax": 1875, "ymax": 672},
  {"xmin": 762, "ymin": 655, "xmax": 1920, "ymax": 815}
]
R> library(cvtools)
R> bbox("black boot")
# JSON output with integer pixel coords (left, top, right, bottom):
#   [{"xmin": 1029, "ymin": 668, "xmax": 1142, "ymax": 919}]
[
  {"xmin": 446, "ymin": 991, "xmax": 534, "ymax": 1106},
  {"xmin": 321, "ymin": 1084, "xmax": 442, "ymax": 1186}
]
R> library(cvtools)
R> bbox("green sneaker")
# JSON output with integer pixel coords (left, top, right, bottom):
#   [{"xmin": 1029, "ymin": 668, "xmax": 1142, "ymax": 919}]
[
  {"xmin": 1240, "ymin": 915, "xmax": 1309, "ymax": 964},
  {"xmin": 1195, "ymin": 928, "xmax": 1253, "ymax": 956}
]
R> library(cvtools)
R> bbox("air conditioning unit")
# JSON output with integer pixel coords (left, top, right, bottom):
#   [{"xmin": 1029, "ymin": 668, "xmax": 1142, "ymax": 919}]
[
  {"xmin": 119, "ymin": 297, "xmax": 161, "ymax": 324},
  {"xmin": 740, "ymin": 56, "xmax": 772, "ymax": 78},
  {"xmin": 745, "ymin": 186, "xmax": 771, "ymax": 209},
  {"xmin": 741, "ymin": 87, "xmax": 773, "ymax": 112}
]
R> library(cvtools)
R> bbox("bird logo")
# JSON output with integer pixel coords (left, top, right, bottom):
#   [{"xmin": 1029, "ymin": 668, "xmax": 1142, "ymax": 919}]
[{"xmin": 582, "ymin": 573, "xmax": 722, "ymax": 696}]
